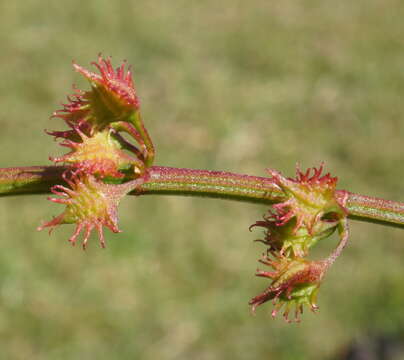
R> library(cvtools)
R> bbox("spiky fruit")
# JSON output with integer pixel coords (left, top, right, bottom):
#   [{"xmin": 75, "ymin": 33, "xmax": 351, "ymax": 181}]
[
  {"xmin": 249, "ymin": 252, "xmax": 327, "ymax": 322},
  {"xmin": 250, "ymin": 214, "xmax": 337, "ymax": 258},
  {"xmin": 53, "ymin": 55, "xmax": 140, "ymax": 132},
  {"xmin": 73, "ymin": 55, "xmax": 140, "ymax": 129},
  {"xmin": 268, "ymin": 164, "xmax": 347, "ymax": 235},
  {"xmin": 50, "ymin": 127, "xmax": 143, "ymax": 179},
  {"xmin": 37, "ymin": 171, "xmax": 139, "ymax": 249},
  {"xmin": 41, "ymin": 55, "xmax": 155, "ymax": 250},
  {"xmin": 49, "ymin": 55, "xmax": 154, "ymax": 175}
]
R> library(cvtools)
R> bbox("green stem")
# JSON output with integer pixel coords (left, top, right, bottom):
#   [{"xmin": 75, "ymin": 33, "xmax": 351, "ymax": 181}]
[
  {"xmin": 1, "ymin": 165, "xmax": 403, "ymax": 229},
  {"xmin": 0, "ymin": 166, "xmax": 65, "ymax": 196},
  {"xmin": 140, "ymin": 166, "xmax": 285, "ymax": 204},
  {"xmin": 342, "ymin": 191, "xmax": 404, "ymax": 229}
]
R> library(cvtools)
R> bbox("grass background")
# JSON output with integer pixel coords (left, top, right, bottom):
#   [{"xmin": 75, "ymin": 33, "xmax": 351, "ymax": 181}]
[{"xmin": 1, "ymin": 1, "xmax": 404, "ymax": 359}]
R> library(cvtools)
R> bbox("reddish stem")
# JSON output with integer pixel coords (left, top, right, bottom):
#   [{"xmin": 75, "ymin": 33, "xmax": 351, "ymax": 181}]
[{"xmin": 0, "ymin": 165, "xmax": 403, "ymax": 229}]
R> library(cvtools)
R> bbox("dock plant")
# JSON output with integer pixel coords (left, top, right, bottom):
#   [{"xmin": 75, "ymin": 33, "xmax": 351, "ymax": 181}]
[{"xmin": 2, "ymin": 56, "xmax": 403, "ymax": 322}]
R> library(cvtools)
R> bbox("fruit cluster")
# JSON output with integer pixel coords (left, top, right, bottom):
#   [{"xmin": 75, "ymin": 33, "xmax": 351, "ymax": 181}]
[
  {"xmin": 38, "ymin": 56, "xmax": 155, "ymax": 249},
  {"xmin": 249, "ymin": 166, "xmax": 349, "ymax": 322}
]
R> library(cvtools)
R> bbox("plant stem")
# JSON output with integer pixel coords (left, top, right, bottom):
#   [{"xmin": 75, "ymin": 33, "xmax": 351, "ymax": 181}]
[
  {"xmin": 0, "ymin": 166, "xmax": 65, "ymax": 196},
  {"xmin": 140, "ymin": 166, "xmax": 285, "ymax": 204},
  {"xmin": 342, "ymin": 191, "xmax": 404, "ymax": 229},
  {"xmin": 1, "ymin": 165, "xmax": 403, "ymax": 229}
]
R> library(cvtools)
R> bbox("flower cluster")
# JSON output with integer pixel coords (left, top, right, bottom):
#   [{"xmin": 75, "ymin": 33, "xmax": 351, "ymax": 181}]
[
  {"xmin": 37, "ymin": 55, "xmax": 351, "ymax": 319},
  {"xmin": 249, "ymin": 165, "xmax": 349, "ymax": 322},
  {"xmin": 38, "ymin": 56, "xmax": 155, "ymax": 249}
]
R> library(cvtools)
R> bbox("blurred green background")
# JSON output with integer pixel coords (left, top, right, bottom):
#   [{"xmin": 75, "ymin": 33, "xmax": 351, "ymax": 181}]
[{"xmin": 1, "ymin": 1, "xmax": 404, "ymax": 359}]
